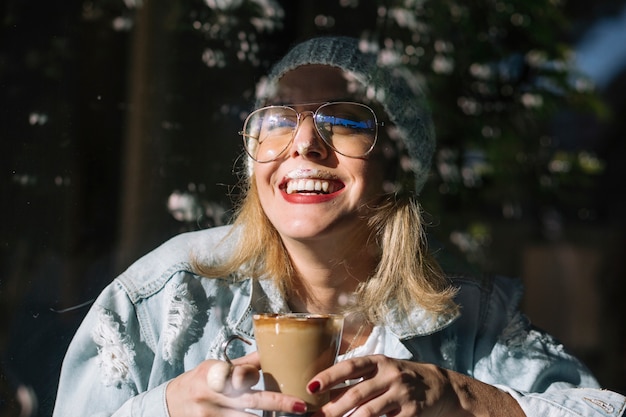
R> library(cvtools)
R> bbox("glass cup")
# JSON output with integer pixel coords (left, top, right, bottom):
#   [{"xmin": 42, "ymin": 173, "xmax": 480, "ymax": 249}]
[{"xmin": 253, "ymin": 313, "xmax": 344, "ymax": 416}]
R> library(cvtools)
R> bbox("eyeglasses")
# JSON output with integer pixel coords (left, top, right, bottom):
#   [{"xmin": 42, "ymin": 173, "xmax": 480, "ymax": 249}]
[{"xmin": 240, "ymin": 101, "xmax": 384, "ymax": 163}]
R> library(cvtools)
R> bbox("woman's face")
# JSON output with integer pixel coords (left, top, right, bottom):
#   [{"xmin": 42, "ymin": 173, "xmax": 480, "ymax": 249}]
[{"xmin": 253, "ymin": 65, "xmax": 388, "ymax": 245}]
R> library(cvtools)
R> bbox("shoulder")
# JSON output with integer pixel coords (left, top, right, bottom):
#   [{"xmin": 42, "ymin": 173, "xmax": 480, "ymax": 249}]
[
  {"xmin": 114, "ymin": 225, "xmax": 238, "ymax": 303},
  {"xmin": 89, "ymin": 225, "xmax": 253, "ymax": 351},
  {"xmin": 450, "ymin": 274, "xmax": 524, "ymax": 330},
  {"xmin": 451, "ymin": 274, "xmax": 523, "ymax": 312}
]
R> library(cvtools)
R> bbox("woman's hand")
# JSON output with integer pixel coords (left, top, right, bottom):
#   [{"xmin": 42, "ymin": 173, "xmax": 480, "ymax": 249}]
[
  {"xmin": 307, "ymin": 354, "xmax": 525, "ymax": 417},
  {"xmin": 166, "ymin": 352, "xmax": 308, "ymax": 417}
]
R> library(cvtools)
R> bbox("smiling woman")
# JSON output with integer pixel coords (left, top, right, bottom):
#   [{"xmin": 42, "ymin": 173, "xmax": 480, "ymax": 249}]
[{"xmin": 51, "ymin": 36, "xmax": 625, "ymax": 417}]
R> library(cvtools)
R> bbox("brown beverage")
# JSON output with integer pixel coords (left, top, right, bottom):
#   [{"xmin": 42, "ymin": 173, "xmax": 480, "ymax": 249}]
[{"xmin": 253, "ymin": 313, "xmax": 344, "ymax": 414}]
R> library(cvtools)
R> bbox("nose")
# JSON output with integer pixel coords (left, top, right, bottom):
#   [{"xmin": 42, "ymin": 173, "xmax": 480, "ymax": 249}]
[{"xmin": 290, "ymin": 112, "xmax": 329, "ymax": 160}]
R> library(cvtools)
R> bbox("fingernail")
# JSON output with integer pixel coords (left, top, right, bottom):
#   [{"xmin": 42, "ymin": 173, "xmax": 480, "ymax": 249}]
[
  {"xmin": 307, "ymin": 380, "xmax": 321, "ymax": 393},
  {"xmin": 293, "ymin": 401, "xmax": 307, "ymax": 414}
]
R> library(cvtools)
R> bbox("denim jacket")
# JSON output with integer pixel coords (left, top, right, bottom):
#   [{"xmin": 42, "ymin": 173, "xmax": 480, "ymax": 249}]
[{"xmin": 53, "ymin": 226, "xmax": 625, "ymax": 416}]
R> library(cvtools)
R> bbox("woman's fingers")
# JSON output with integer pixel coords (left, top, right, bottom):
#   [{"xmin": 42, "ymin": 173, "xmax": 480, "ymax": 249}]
[
  {"xmin": 314, "ymin": 375, "xmax": 388, "ymax": 417},
  {"xmin": 309, "ymin": 356, "xmax": 435, "ymax": 417},
  {"xmin": 204, "ymin": 355, "xmax": 260, "ymax": 392},
  {"xmin": 169, "ymin": 359, "xmax": 307, "ymax": 416},
  {"xmin": 309, "ymin": 355, "xmax": 381, "ymax": 393},
  {"xmin": 205, "ymin": 360, "xmax": 307, "ymax": 415},
  {"xmin": 322, "ymin": 377, "xmax": 410, "ymax": 417},
  {"xmin": 228, "ymin": 364, "xmax": 261, "ymax": 393},
  {"xmin": 205, "ymin": 360, "xmax": 261, "ymax": 395},
  {"xmin": 218, "ymin": 389, "xmax": 308, "ymax": 415},
  {"xmin": 206, "ymin": 361, "xmax": 233, "ymax": 393}
]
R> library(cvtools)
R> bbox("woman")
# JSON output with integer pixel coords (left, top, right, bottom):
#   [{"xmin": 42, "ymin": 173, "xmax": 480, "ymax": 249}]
[{"xmin": 53, "ymin": 36, "xmax": 625, "ymax": 416}]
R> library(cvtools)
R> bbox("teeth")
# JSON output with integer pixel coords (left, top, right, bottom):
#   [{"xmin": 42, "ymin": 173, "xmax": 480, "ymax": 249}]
[{"xmin": 286, "ymin": 179, "xmax": 332, "ymax": 194}]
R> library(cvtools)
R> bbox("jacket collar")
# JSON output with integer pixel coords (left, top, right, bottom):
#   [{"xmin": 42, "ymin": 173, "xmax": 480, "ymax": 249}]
[
  {"xmin": 383, "ymin": 304, "xmax": 459, "ymax": 339},
  {"xmin": 234, "ymin": 277, "xmax": 459, "ymax": 340}
]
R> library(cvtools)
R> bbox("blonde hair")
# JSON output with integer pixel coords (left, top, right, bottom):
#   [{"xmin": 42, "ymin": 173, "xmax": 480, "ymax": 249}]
[{"xmin": 195, "ymin": 176, "xmax": 459, "ymax": 325}]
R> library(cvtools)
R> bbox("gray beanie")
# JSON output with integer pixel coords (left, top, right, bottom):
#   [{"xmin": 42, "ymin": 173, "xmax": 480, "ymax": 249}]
[{"xmin": 255, "ymin": 36, "xmax": 435, "ymax": 194}]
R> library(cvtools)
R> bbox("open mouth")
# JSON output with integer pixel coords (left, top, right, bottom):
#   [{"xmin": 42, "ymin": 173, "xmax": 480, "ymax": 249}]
[{"xmin": 280, "ymin": 169, "xmax": 345, "ymax": 197}]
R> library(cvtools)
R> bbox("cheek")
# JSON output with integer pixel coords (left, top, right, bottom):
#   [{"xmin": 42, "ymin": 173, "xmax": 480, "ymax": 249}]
[
  {"xmin": 252, "ymin": 164, "xmax": 278, "ymax": 209},
  {"xmin": 252, "ymin": 162, "xmax": 275, "ymax": 188}
]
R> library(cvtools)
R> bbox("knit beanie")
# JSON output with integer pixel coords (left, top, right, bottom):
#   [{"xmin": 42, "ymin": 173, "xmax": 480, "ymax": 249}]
[{"xmin": 254, "ymin": 36, "xmax": 435, "ymax": 194}]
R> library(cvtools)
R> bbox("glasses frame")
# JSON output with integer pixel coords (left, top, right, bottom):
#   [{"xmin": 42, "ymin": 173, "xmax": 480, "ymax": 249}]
[{"xmin": 239, "ymin": 101, "xmax": 385, "ymax": 163}]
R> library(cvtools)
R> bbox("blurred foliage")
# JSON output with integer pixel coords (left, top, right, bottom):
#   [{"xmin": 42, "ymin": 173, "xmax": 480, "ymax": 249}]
[{"xmin": 358, "ymin": 1, "xmax": 608, "ymax": 222}]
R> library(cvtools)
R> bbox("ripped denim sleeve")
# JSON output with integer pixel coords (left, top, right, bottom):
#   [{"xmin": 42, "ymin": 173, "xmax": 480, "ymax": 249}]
[
  {"xmin": 91, "ymin": 306, "xmax": 137, "ymax": 389},
  {"xmin": 160, "ymin": 281, "xmax": 200, "ymax": 364}
]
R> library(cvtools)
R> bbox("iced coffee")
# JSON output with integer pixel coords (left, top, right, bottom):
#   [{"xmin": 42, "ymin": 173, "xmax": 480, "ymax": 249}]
[{"xmin": 253, "ymin": 313, "xmax": 344, "ymax": 414}]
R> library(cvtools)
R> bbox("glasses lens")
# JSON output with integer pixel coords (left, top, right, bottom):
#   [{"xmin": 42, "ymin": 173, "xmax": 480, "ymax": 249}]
[
  {"xmin": 314, "ymin": 102, "xmax": 377, "ymax": 157},
  {"xmin": 242, "ymin": 106, "xmax": 298, "ymax": 162}
]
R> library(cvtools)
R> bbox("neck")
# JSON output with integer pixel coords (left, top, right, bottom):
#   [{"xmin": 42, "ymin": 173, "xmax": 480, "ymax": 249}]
[
  {"xmin": 282, "ymin": 231, "xmax": 379, "ymax": 315},
  {"xmin": 281, "ymin": 233, "xmax": 378, "ymax": 354}
]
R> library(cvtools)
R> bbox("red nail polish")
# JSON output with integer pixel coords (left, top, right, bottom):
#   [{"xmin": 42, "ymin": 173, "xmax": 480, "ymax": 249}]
[
  {"xmin": 308, "ymin": 380, "xmax": 321, "ymax": 393},
  {"xmin": 293, "ymin": 401, "xmax": 307, "ymax": 414}
]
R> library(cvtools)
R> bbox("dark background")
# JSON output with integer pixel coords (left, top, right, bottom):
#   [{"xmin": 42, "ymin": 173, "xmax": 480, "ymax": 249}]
[{"xmin": 2, "ymin": 0, "xmax": 625, "ymax": 415}]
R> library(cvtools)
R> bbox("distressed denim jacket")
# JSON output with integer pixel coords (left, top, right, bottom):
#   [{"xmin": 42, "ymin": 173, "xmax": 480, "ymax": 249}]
[{"xmin": 53, "ymin": 226, "xmax": 625, "ymax": 417}]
